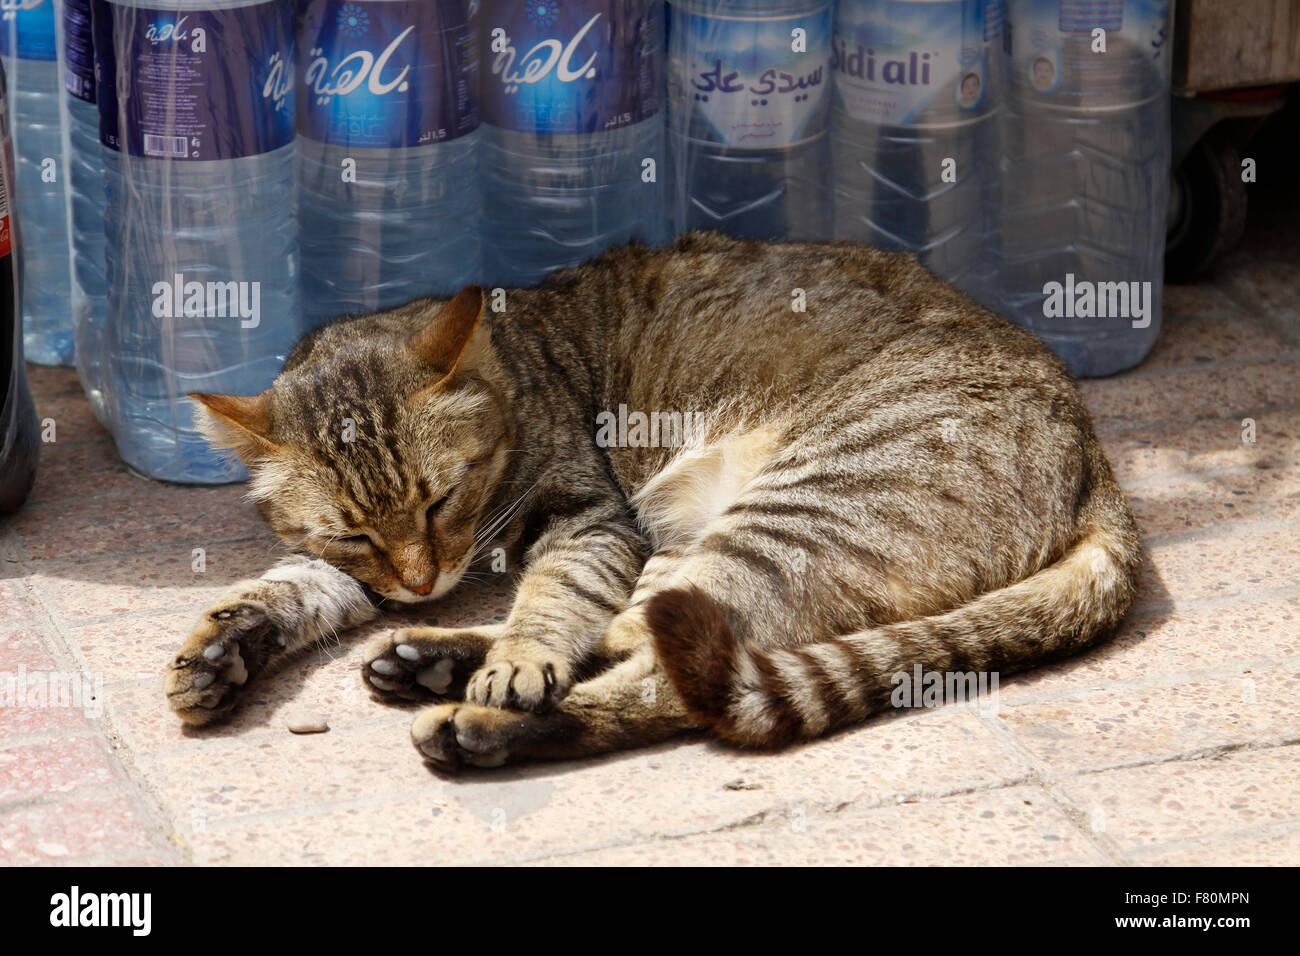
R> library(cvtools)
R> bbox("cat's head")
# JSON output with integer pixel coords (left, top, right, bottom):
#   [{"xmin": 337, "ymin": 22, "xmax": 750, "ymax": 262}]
[{"xmin": 191, "ymin": 287, "xmax": 513, "ymax": 604}]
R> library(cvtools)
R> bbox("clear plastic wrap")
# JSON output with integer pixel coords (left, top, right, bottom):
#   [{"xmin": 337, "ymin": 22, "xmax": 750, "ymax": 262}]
[
  {"xmin": 479, "ymin": 1, "xmax": 667, "ymax": 286},
  {"xmin": 297, "ymin": 0, "xmax": 481, "ymax": 326},
  {"xmin": 94, "ymin": 0, "xmax": 300, "ymax": 483},
  {"xmin": 64, "ymin": 0, "xmax": 112, "ymax": 422},
  {"xmin": 999, "ymin": 0, "xmax": 1172, "ymax": 376},
  {"xmin": 2, "ymin": 0, "xmax": 75, "ymax": 366},
  {"xmin": 831, "ymin": 1, "xmax": 1001, "ymax": 307},
  {"xmin": 33, "ymin": 0, "xmax": 1171, "ymax": 485},
  {"xmin": 667, "ymin": 0, "xmax": 833, "ymax": 241}
]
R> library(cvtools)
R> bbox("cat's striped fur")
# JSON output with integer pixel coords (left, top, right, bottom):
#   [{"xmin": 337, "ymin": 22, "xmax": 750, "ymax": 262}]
[{"xmin": 165, "ymin": 232, "xmax": 1141, "ymax": 770}]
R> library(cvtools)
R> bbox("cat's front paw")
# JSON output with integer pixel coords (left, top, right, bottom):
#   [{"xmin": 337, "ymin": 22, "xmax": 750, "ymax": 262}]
[
  {"xmin": 465, "ymin": 653, "xmax": 571, "ymax": 712},
  {"xmin": 165, "ymin": 603, "xmax": 282, "ymax": 725},
  {"xmin": 362, "ymin": 627, "xmax": 494, "ymax": 703}
]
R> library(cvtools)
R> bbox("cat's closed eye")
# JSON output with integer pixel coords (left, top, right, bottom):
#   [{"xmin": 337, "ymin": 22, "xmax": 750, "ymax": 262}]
[
  {"xmin": 425, "ymin": 495, "xmax": 450, "ymax": 528},
  {"xmin": 339, "ymin": 534, "xmax": 375, "ymax": 548}
]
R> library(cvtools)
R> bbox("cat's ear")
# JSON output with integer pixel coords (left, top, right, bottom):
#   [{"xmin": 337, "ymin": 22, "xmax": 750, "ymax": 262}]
[
  {"xmin": 189, "ymin": 390, "xmax": 280, "ymax": 462},
  {"xmin": 409, "ymin": 285, "xmax": 489, "ymax": 384}
]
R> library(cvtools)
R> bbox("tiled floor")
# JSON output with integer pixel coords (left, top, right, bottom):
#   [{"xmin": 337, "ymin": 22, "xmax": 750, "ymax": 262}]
[{"xmin": 3, "ymin": 219, "xmax": 1299, "ymax": 868}]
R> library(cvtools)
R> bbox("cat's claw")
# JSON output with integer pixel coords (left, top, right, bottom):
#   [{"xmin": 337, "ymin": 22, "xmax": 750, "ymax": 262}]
[
  {"xmin": 465, "ymin": 655, "xmax": 570, "ymax": 712},
  {"xmin": 165, "ymin": 603, "xmax": 279, "ymax": 725},
  {"xmin": 361, "ymin": 628, "xmax": 493, "ymax": 703}
]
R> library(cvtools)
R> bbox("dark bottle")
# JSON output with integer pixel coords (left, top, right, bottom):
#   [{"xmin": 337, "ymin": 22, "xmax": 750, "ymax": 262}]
[{"xmin": 0, "ymin": 59, "xmax": 39, "ymax": 512}]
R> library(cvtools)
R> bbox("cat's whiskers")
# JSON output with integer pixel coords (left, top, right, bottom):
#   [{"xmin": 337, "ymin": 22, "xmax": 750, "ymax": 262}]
[
  {"xmin": 471, "ymin": 478, "xmax": 538, "ymax": 547},
  {"xmin": 473, "ymin": 478, "xmax": 528, "ymax": 535},
  {"xmin": 469, "ymin": 478, "xmax": 540, "ymax": 562}
]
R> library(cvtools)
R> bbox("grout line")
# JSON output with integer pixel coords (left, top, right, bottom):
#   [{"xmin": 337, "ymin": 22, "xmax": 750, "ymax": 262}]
[
  {"xmin": 1211, "ymin": 271, "xmax": 1300, "ymax": 339},
  {"xmin": 500, "ymin": 771, "xmax": 1061, "ymax": 866},
  {"xmin": 974, "ymin": 711, "xmax": 1132, "ymax": 865},
  {"xmin": 0, "ymin": 792, "xmax": 69, "ymax": 816},
  {"xmin": 1058, "ymin": 735, "xmax": 1300, "ymax": 782},
  {"xmin": 177, "ymin": 717, "xmax": 1076, "ymax": 861},
  {"xmin": 499, "ymin": 812, "xmax": 782, "ymax": 866},
  {"xmin": 0, "ymin": 786, "xmax": 172, "ymax": 864}
]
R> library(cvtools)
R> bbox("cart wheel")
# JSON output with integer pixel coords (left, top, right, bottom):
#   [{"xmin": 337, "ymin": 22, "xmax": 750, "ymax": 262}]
[{"xmin": 1165, "ymin": 129, "xmax": 1249, "ymax": 283}]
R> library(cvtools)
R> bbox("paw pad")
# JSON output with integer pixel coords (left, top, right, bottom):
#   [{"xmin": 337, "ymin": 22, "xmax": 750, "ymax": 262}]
[{"xmin": 360, "ymin": 629, "xmax": 489, "ymax": 703}]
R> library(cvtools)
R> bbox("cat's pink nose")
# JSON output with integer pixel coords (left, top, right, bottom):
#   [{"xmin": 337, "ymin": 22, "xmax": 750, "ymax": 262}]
[{"xmin": 407, "ymin": 579, "xmax": 435, "ymax": 596}]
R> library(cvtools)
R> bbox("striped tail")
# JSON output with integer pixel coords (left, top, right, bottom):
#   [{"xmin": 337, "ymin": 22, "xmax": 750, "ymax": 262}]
[{"xmin": 645, "ymin": 464, "xmax": 1142, "ymax": 748}]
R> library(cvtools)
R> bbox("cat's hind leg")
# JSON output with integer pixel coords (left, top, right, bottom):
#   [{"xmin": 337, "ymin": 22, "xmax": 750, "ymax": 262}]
[{"xmin": 410, "ymin": 604, "xmax": 692, "ymax": 770}]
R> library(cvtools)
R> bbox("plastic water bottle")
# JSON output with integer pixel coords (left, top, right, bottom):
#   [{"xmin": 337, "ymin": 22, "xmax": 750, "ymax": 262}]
[
  {"xmin": 64, "ymin": 0, "xmax": 109, "ymax": 420},
  {"xmin": 297, "ymin": 0, "xmax": 481, "ymax": 329},
  {"xmin": 96, "ymin": 0, "xmax": 300, "ymax": 483},
  {"xmin": 667, "ymin": 0, "xmax": 833, "ymax": 241},
  {"xmin": 999, "ymin": 0, "xmax": 1172, "ymax": 377},
  {"xmin": 478, "ymin": 0, "xmax": 666, "ymax": 287},
  {"xmin": 1, "ymin": 0, "xmax": 74, "ymax": 366},
  {"xmin": 832, "ymin": 0, "xmax": 998, "ymax": 307}
]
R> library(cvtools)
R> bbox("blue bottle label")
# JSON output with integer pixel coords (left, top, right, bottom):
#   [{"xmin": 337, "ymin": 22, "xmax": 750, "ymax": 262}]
[
  {"xmin": 93, "ymin": 0, "xmax": 295, "ymax": 160},
  {"xmin": 298, "ymin": 0, "xmax": 479, "ymax": 149},
  {"xmin": 480, "ymin": 0, "xmax": 661, "ymax": 135},
  {"xmin": 1007, "ymin": 0, "xmax": 1172, "ymax": 95},
  {"xmin": 64, "ymin": 0, "xmax": 95, "ymax": 102},
  {"xmin": 0, "ymin": 0, "xmax": 57, "ymax": 62},
  {"xmin": 669, "ymin": 2, "xmax": 832, "ymax": 150},
  {"xmin": 834, "ymin": 0, "xmax": 990, "ymax": 127}
]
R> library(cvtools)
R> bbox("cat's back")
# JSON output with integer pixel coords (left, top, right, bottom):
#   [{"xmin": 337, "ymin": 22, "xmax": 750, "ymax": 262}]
[{"xmin": 610, "ymin": 232, "xmax": 1070, "ymax": 406}]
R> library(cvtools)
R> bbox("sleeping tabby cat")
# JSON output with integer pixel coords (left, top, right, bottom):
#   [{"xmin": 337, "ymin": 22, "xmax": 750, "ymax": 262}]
[{"xmin": 164, "ymin": 232, "xmax": 1141, "ymax": 770}]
